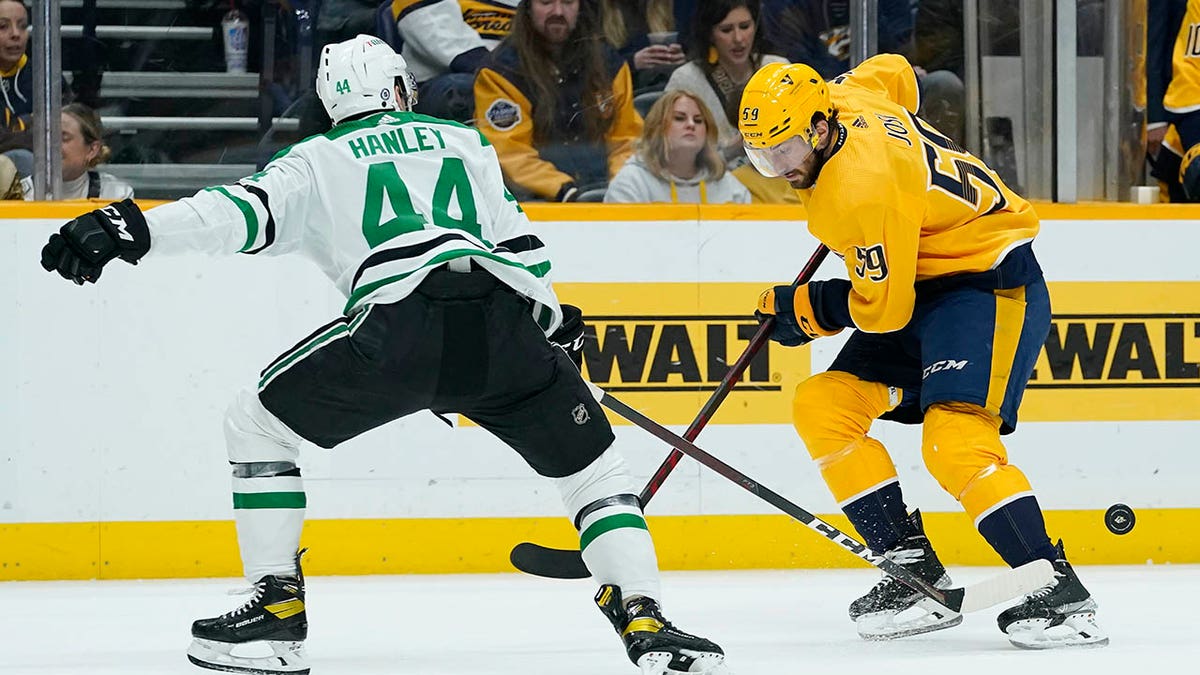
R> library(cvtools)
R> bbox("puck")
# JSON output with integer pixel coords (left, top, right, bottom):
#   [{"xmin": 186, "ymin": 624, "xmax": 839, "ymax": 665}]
[{"xmin": 1104, "ymin": 503, "xmax": 1135, "ymax": 535}]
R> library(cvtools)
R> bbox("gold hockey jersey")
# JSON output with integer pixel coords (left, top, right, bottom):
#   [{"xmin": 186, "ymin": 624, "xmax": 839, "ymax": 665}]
[
  {"xmin": 797, "ymin": 54, "xmax": 1039, "ymax": 333},
  {"xmin": 1165, "ymin": 0, "xmax": 1200, "ymax": 114}
]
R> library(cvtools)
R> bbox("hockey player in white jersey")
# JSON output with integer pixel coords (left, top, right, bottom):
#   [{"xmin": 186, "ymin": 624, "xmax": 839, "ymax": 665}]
[{"xmin": 40, "ymin": 35, "xmax": 728, "ymax": 675}]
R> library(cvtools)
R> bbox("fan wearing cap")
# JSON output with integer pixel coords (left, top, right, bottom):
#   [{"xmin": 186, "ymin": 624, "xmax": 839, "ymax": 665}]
[{"xmin": 739, "ymin": 54, "xmax": 1108, "ymax": 649}]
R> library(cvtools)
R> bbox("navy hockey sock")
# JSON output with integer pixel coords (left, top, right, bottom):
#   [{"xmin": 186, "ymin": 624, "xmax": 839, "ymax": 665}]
[
  {"xmin": 842, "ymin": 481, "xmax": 916, "ymax": 553},
  {"xmin": 977, "ymin": 494, "xmax": 1058, "ymax": 566}
]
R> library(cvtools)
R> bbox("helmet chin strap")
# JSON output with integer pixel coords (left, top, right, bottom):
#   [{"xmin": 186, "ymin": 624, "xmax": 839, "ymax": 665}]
[{"xmin": 811, "ymin": 121, "xmax": 847, "ymax": 176}]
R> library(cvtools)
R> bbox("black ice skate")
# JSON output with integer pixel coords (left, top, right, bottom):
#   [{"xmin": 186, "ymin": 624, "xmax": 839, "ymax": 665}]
[
  {"xmin": 187, "ymin": 550, "xmax": 309, "ymax": 674},
  {"xmin": 997, "ymin": 541, "xmax": 1108, "ymax": 649},
  {"xmin": 596, "ymin": 584, "xmax": 727, "ymax": 674},
  {"xmin": 848, "ymin": 511, "xmax": 963, "ymax": 640}
]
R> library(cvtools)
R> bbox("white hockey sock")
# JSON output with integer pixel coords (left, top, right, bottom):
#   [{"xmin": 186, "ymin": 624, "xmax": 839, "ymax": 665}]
[
  {"xmin": 233, "ymin": 474, "xmax": 306, "ymax": 582},
  {"xmin": 579, "ymin": 500, "xmax": 661, "ymax": 602},
  {"xmin": 555, "ymin": 448, "xmax": 662, "ymax": 603},
  {"xmin": 225, "ymin": 389, "xmax": 307, "ymax": 583}
]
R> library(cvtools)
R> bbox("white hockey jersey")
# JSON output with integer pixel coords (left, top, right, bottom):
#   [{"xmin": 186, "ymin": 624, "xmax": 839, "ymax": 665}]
[
  {"xmin": 143, "ymin": 111, "xmax": 564, "ymax": 334},
  {"xmin": 393, "ymin": 0, "xmax": 519, "ymax": 83}
]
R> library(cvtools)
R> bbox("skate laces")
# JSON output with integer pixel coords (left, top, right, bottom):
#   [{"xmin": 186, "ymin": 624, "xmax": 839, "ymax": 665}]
[
  {"xmin": 222, "ymin": 580, "xmax": 267, "ymax": 618},
  {"xmin": 1024, "ymin": 569, "xmax": 1065, "ymax": 602}
]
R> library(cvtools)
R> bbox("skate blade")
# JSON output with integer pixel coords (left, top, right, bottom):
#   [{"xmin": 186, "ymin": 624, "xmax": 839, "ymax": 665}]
[
  {"xmin": 637, "ymin": 650, "xmax": 730, "ymax": 674},
  {"xmin": 187, "ymin": 638, "xmax": 310, "ymax": 674},
  {"xmin": 1006, "ymin": 612, "xmax": 1110, "ymax": 650},
  {"xmin": 857, "ymin": 608, "xmax": 963, "ymax": 640}
]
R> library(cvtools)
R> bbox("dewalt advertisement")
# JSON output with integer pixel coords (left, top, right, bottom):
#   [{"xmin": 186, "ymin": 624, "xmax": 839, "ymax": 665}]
[
  {"xmin": 1022, "ymin": 281, "xmax": 1200, "ymax": 421},
  {"xmin": 556, "ymin": 282, "xmax": 811, "ymax": 426},
  {"xmin": 558, "ymin": 280, "xmax": 1200, "ymax": 425}
]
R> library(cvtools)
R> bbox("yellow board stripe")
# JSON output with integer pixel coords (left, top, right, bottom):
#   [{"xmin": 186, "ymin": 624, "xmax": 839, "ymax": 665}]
[
  {"xmin": 1, "ymin": 510, "xmax": 1194, "ymax": 581},
  {"xmin": 11, "ymin": 201, "xmax": 1200, "ymax": 223}
]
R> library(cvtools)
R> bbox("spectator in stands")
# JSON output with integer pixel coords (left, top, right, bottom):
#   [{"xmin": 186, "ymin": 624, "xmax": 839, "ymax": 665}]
[
  {"xmin": 600, "ymin": 0, "xmax": 685, "ymax": 92},
  {"xmin": 392, "ymin": 0, "xmax": 519, "ymax": 123},
  {"xmin": 605, "ymin": 89, "xmax": 749, "ymax": 203},
  {"xmin": 21, "ymin": 103, "xmax": 134, "ymax": 200},
  {"xmin": 475, "ymin": 0, "xmax": 642, "ymax": 202},
  {"xmin": 664, "ymin": 0, "xmax": 796, "ymax": 203},
  {"xmin": 1, "ymin": 0, "xmax": 35, "ymax": 177},
  {"xmin": 903, "ymin": 0, "xmax": 969, "ymax": 148},
  {"xmin": 665, "ymin": 0, "xmax": 786, "ymax": 166},
  {"xmin": 0, "ymin": 153, "xmax": 21, "ymax": 199},
  {"xmin": 0, "ymin": 0, "xmax": 74, "ymax": 177},
  {"xmin": 758, "ymin": 0, "xmax": 913, "ymax": 80}
]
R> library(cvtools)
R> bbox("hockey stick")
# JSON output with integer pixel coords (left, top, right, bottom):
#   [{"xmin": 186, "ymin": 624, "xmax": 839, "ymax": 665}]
[
  {"xmin": 583, "ymin": 381, "xmax": 1057, "ymax": 615},
  {"xmin": 510, "ymin": 244, "xmax": 831, "ymax": 579}
]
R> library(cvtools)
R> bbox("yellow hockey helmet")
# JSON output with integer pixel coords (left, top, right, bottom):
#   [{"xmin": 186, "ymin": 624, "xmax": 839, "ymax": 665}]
[{"xmin": 739, "ymin": 63, "xmax": 834, "ymax": 177}]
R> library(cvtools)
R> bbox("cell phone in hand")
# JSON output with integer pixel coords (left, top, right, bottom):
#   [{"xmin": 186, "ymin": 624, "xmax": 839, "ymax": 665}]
[{"xmin": 648, "ymin": 31, "xmax": 678, "ymax": 46}]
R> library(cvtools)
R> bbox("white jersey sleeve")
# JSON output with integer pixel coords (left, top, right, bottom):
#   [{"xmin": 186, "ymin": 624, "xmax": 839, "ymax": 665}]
[
  {"xmin": 143, "ymin": 151, "xmax": 314, "ymax": 259},
  {"xmin": 141, "ymin": 111, "xmax": 562, "ymax": 333}
]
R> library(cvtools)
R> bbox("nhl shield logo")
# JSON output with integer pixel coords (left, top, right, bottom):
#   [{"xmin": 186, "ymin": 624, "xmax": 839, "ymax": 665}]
[{"xmin": 571, "ymin": 403, "xmax": 590, "ymax": 425}]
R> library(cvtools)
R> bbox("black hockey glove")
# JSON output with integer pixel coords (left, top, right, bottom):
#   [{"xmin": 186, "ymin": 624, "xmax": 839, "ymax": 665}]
[
  {"xmin": 41, "ymin": 199, "xmax": 150, "ymax": 285},
  {"xmin": 550, "ymin": 303, "xmax": 586, "ymax": 370}
]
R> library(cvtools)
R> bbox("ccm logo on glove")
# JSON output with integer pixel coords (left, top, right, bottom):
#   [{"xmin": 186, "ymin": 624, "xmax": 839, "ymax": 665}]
[{"xmin": 40, "ymin": 199, "xmax": 151, "ymax": 285}]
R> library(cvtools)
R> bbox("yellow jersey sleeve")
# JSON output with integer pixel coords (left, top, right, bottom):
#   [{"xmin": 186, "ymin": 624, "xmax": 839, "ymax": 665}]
[
  {"xmin": 838, "ymin": 200, "xmax": 923, "ymax": 333},
  {"xmin": 831, "ymin": 53, "xmax": 920, "ymax": 115}
]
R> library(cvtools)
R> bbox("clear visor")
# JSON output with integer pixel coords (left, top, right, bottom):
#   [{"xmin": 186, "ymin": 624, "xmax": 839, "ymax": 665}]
[{"xmin": 743, "ymin": 135, "xmax": 814, "ymax": 178}]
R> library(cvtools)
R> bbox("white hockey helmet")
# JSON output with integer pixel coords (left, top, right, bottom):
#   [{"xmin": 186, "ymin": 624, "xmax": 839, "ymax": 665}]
[{"xmin": 316, "ymin": 34, "xmax": 418, "ymax": 124}]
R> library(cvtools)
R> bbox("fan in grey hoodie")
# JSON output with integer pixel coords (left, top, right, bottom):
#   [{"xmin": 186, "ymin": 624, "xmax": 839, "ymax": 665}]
[{"xmin": 604, "ymin": 89, "xmax": 750, "ymax": 204}]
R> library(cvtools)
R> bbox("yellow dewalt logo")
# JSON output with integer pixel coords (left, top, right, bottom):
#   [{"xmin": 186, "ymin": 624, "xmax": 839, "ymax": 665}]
[{"xmin": 581, "ymin": 315, "xmax": 776, "ymax": 393}]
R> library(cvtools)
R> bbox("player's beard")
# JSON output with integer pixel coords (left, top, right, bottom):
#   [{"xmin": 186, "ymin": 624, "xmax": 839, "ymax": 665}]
[{"xmin": 785, "ymin": 144, "xmax": 827, "ymax": 189}]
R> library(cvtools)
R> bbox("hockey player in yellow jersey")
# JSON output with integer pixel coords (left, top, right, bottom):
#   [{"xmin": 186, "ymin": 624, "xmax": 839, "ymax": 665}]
[
  {"xmin": 738, "ymin": 54, "xmax": 1108, "ymax": 649},
  {"xmin": 1147, "ymin": 0, "xmax": 1200, "ymax": 201}
]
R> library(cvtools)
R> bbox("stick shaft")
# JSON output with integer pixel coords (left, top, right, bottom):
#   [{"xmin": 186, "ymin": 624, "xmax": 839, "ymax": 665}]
[{"xmin": 638, "ymin": 244, "xmax": 830, "ymax": 506}]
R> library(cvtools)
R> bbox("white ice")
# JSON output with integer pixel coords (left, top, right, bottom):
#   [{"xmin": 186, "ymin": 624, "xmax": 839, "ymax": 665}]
[{"xmin": 1, "ymin": 565, "xmax": 1195, "ymax": 674}]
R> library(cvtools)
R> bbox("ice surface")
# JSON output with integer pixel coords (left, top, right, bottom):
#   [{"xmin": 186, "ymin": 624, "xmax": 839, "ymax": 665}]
[{"xmin": 1, "ymin": 565, "xmax": 1194, "ymax": 674}]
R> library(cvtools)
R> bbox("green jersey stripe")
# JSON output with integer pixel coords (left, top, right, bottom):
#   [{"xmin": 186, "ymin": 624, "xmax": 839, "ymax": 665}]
[
  {"xmin": 207, "ymin": 186, "xmax": 259, "ymax": 252},
  {"xmin": 579, "ymin": 513, "xmax": 649, "ymax": 551},
  {"xmin": 258, "ymin": 322, "xmax": 349, "ymax": 389},
  {"xmin": 343, "ymin": 249, "xmax": 551, "ymax": 313},
  {"xmin": 233, "ymin": 491, "xmax": 307, "ymax": 509}
]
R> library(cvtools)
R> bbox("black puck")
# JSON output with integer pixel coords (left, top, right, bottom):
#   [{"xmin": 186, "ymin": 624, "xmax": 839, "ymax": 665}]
[{"xmin": 1104, "ymin": 503, "xmax": 1135, "ymax": 535}]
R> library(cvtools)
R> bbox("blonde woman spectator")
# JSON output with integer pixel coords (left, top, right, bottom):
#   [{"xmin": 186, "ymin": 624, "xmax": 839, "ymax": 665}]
[
  {"xmin": 22, "ymin": 103, "xmax": 133, "ymax": 200},
  {"xmin": 605, "ymin": 89, "xmax": 748, "ymax": 204}
]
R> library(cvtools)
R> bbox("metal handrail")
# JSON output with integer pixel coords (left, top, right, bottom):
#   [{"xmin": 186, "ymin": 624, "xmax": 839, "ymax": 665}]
[
  {"xmin": 103, "ymin": 116, "xmax": 301, "ymax": 131},
  {"xmin": 61, "ymin": 0, "xmax": 187, "ymax": 8},
  {"xmin": 99, "ymin": 71, "xmax": 260, "ymax": 98},
  {"xmin": 61, "ymin": 25, "xmax": 212, "ymax": 40}
]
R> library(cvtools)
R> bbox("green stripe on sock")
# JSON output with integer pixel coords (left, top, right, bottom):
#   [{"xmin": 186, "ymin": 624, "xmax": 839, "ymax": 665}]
[
  {"xmin": 579, "ymin": 513, "xmax": 648, "ymax": 551},
  {"xmin": 233, "ymin": 492, "xmax": 307, "ymax": 509}
]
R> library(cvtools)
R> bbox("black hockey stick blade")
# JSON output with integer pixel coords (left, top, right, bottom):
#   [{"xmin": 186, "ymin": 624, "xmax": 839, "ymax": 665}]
[
  {"xmin": 510, "ymin": 542, "xmax": 590, "ymax": 579},
  {"xmin": 586, "ymin": 381, "xmax": 1058, "ymax": 615}
]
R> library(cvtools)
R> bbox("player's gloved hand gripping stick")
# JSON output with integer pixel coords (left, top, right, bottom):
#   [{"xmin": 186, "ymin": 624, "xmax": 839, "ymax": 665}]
[{"xmin": 511, "ymin": 244, "xmax": 832, "ymax": 579}]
